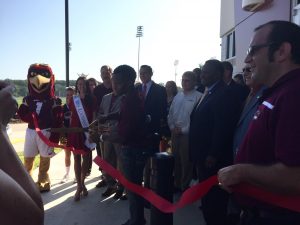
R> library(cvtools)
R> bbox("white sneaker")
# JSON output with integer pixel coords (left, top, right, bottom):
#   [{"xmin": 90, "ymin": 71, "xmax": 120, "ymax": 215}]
[{"xmin": 60, "ymin": 174, "xmax": 69, "ymax": 183}]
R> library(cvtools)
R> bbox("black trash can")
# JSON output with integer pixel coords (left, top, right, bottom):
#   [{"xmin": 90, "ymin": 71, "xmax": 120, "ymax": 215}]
[{"xmin": 150, "ymin": 152, "xmax": 174, "ymax": 225}]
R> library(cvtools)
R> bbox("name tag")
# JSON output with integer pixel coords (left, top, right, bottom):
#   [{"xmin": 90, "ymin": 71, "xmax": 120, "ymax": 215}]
[{"xmin": 262, "ymin": 101, "xmax": 274, "ymax": 110}]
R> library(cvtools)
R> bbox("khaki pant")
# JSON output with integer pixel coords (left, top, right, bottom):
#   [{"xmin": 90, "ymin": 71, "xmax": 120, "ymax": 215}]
[{"xmin": 171, "ymin": 132, "xmax": 193, "ymax": 190}]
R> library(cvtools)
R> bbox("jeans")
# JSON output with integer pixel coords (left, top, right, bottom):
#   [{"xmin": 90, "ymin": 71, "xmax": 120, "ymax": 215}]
[{"xmin": 120, "ymin": 147, "xmax": 149, "ymax": 225}]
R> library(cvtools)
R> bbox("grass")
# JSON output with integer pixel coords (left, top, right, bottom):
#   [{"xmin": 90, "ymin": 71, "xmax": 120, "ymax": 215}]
[
  {"xmin": 17, "ymin": 148, "xmax": 62, "ymax": 170},
  {"xmin": 16, "ymin": 97, "xmax": 66, "ymax": 106}
]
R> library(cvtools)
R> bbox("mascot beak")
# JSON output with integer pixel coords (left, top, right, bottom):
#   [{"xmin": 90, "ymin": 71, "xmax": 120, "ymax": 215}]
[{"xmin": 29, "ymin": 75, "xmax": 51, "ymax": 89}]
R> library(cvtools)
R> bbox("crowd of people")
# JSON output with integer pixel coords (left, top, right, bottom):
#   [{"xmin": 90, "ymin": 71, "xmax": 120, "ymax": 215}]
[{"xmin": 1, "ymin": 20, "xmax": 300, "ymax": 225}]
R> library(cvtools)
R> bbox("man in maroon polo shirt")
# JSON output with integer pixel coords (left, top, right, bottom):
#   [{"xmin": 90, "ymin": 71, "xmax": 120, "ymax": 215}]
[
  {"xmin": 218, "ymin": 21, "xmax": 300, "ymax": 225},
  {"xmin": 98, "ymin": 65, "xmax": 148, "ymax": 225}
]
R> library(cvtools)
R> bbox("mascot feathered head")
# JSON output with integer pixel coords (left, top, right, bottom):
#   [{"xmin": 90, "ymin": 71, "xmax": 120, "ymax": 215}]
[{"xmin": 27, "ymin": 63, "xmax": 55, "ymax": 99}]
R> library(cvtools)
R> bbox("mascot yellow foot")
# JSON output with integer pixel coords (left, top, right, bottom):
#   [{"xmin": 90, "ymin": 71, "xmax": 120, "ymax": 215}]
[
  {"xmin": 36, "ymin": 181, "xmax": 51, "ymax": 192},
  {"xmin": 36, "ymin": 156, "xmax": 51, "ymax": 192},
  {"xmin": 24, "ymin": 157, "xmax": 35, "ymax": 176}
]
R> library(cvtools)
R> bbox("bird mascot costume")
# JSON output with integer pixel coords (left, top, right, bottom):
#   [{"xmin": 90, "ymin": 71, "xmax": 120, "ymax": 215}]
[{"xmin": 18, "ymin": 63, "xmax": 63, "ymax": 192}]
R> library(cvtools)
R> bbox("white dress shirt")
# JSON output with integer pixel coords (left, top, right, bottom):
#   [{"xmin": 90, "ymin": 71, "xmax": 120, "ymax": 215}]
[{"xmin": 168, "ymin": 89, "xmax": 202, "ymax": 134}]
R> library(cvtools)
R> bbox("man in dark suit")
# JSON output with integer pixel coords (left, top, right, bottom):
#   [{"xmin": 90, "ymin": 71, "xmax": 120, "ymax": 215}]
[
  {"xmin": 189, "ymin": 59, "xmax": 241, "ymax": 225},
  {"xmin": 138, "ymin": 65, "xmax": 168, "ymax": 151},
  {"xmin": 222, "ymin": 61, "xmax": 249, "ymax": 104},
  {"xmin": 137, "ymin": 65, "xmax": 168, "ymax": 205}
]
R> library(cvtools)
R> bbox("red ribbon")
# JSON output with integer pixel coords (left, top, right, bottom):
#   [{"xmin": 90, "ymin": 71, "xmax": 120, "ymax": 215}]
[
  {"xmin": 32, "ymin": 112, "xmax": 87, "ymax": 155},
  {"xmin": 32, "ymin": 112, "xmax": 300, "ymax": 213},
  {"xmin": 94, "ymin": 156, "xmax": 216, "ymax": 213},
  {"xmin": 94, "ymin": 156, "xmax": 300, "ymax": 214}
]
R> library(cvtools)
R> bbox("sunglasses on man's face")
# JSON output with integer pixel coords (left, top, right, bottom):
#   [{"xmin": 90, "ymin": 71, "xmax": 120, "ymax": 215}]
[{"xmin": 246, "ymin": 42, "xmax": 277, "ymax": 56}]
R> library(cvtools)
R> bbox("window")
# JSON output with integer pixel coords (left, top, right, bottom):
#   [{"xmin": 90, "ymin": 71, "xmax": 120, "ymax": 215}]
[
  {"xmin": 226, "ymin": 31, "xmax": 235, "ymax": 59},
  {"xmin": 293, "ymin": 0, "xmax": 300, "ymax": 25}
]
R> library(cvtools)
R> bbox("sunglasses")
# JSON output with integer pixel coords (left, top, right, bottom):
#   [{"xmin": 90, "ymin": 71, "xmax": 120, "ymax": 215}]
[
  {"xmin": 243, "ymin": 67, "xmax": 251, "ymax": 73},
  {"xmin": 247, "ymin": 42, "xmax": 277, "ymax": 56}
]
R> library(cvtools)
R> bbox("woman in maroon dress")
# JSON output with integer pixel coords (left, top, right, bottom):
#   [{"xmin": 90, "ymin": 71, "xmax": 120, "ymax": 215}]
[{"xmin": 67, "ymin": 76, "xmax": 96, "ymax": 201}]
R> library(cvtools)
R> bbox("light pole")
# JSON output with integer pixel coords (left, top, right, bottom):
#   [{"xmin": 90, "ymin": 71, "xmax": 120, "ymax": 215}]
[
  {"xmin": 136, "ymin": 26, "xmax": 143, "ymax": 80},
  {"xmin": 65, "ymin": 0, "xmax": 70, "ymax": 87},
  {"xmin": 174, "ymin": 59, "xmax": 179, "ymax": 83}
]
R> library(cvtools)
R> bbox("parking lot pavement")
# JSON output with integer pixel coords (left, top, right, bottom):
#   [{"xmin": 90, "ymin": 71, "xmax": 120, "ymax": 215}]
[{"xmin": 8, "ymin": 123, "xmax": 206, "ymax": 225}]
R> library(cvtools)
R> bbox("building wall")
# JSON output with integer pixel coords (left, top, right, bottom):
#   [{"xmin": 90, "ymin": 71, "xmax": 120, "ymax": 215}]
[
  {"xmin": 220, "ymin": 0, "xmax": 235, "ymax": 37},
  {"xmin": 220, "ymin": 0, "xmax": 235, "ymax": 63},
  {"xmin": 234, "ymin": 0, "xmax": 291, "ymax": 73}
]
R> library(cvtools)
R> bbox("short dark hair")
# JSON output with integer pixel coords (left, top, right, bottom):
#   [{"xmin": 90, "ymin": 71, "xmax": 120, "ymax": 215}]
[
  {"xmin": 113, "ymin": 65, "xmax": 136, "ymax": 83},
  {"xmin": 255, "ymin": 20, "xmax": 300, "ymax": 64},
  {"xmin": 193, "ymin": 68, "xmax": 202, "ymax": 75},
  {"xmin": 221, "ymin": 61, "xmax": 233, "ymax": 74},
  {"xmin": 204, "ymin": 59, "xmax": 224, "ymax": 79},
  {"xmin": 140, "ymin": 65, "xmax": 153, "ymax": 75}
]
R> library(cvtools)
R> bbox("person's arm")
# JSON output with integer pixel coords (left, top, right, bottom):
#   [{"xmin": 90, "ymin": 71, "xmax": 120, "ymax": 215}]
[
  {"xmin": 218, "ymin": 162, "xmax": 300, "ymax": 195},
  {"xmin": 0, "ymin": 169, "xmax": 43, "ymax": 225},
  {"xmin": 0, "ymin": 84, "xmax": 44, "ymax": 225}
]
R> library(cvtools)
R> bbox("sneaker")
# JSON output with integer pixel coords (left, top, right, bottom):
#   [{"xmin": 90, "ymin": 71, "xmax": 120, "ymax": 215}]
[
  {"xmin": 95, "ymin": 180, "xmax": 107, "ymax": 188},
  {"xmin": 60, "ymin": 174, "xmax": 70, "ymax": 184}
]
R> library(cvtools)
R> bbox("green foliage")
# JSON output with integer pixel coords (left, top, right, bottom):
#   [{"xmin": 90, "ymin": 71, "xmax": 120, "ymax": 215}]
[
  {"xmin": 17, "ymin": 148, "xmax": 62, "ymax": 170},
  {"xmin": 2, "ymin": 80, "xmax": 76, "ymax": 98}
]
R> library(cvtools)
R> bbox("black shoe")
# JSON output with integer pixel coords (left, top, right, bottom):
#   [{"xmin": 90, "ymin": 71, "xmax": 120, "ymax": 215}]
[
  {"xmin": 120, "ymin": 193, "xmax": 128, "ymax": 200},
  {"xmin": 95, "ymin": 180, "xmax": 107, "ymax": 188},
  {"xmin": 102, "ymin": 187, "xmax": 117, "ymax": 197},
  {"xmin": 113, "ymin": 189, "xmax": 124, "ymax": 199}
]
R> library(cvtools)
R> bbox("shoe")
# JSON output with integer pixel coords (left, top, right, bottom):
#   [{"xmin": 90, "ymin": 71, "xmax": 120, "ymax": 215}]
[
  {"xmin": 82, "ymin": 187, "xmax": 88, "ymax": 197},
  {"xmin": 120, "ymin": 193, "xmax": 128, "ymax": 201},
  {"xmin": 113, "ymin": 189, "xmax": 124, "ymax": 199},
  {"xmin": 60, "ymin": 174, "xmax": 69, "ymax": 184},
  {"xmin": 74, "ymin": 189, "xmax": 82, "ymax": 202},
  {"xmin": 95, "ymin": 180, "xmax": 107, "ymax": 188},
  {"xmin": 102, "ymin": 187, "xmax": 116, "ymax": 197}
]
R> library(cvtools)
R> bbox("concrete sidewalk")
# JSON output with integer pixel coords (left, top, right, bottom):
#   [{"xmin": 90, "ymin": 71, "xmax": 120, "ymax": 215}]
[{"xmin": 9, "ymin": 123, "xmax": 205, "ymax": 225}]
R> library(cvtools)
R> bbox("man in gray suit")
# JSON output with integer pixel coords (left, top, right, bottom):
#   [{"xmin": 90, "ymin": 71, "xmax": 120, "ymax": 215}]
[
  {"xmin": 97, "ymin": 90, "xmax": 125, "ymax": 199},
  {"xmin": 233, "ymin": 64, "xmax": 266, "ymax": 156},
  {"xmin": 228, "ymin": 64, "xmax": 266, "ymax": 225}
]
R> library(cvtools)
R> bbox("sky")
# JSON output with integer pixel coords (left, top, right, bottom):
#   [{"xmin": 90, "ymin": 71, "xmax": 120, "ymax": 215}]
[{"xmin": 0, "ymin": 0, "xmax": 221, "ymax": 85}]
